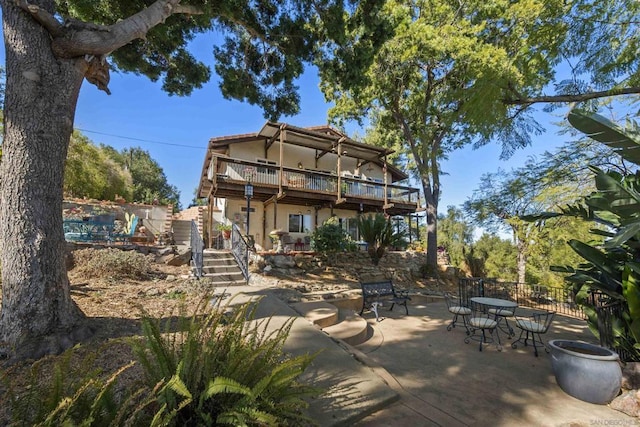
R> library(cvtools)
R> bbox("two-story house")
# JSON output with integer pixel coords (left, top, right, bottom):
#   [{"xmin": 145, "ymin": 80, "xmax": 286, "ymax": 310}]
[{"xmin": 197, "ymin": 121, "xmax": 420, "ymax": 251}]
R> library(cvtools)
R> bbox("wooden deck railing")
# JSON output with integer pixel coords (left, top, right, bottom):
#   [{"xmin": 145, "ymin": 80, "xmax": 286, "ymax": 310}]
[{"xmin": 215, "ymin": 156, "xmax": 419, "ymax": 205}]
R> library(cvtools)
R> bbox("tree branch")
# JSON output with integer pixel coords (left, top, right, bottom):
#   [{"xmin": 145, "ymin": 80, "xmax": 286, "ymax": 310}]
[
  {"xmin": 503, "ymin": 86, "xmax": 640, "ymax": 106},
  {"xmin": 15, "ymin": 0, "xmax": 63, "ymax": 37},
  {"xmin": 48, "ymin": 0, "xmax": 203, "ymax": 58}
]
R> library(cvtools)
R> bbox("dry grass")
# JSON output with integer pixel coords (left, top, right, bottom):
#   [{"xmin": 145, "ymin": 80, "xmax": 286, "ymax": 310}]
[
  {"xmin": 0, "ymin": 248, "xmax": 450, "ymax": 424},
  {"xmin": 0, "ymin": 250, "xmax": 199, "ymax": 424}
]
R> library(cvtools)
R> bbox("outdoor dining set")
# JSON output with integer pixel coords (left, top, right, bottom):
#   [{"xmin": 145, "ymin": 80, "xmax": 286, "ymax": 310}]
[{"xmin": 444, "ymin": 280, "xmax": 556, "ymax": 356}]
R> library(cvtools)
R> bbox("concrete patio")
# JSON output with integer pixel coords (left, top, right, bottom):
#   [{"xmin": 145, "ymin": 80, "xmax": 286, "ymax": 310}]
[{"xmin": 227, "ymin": 286, "xmax": 636, "ymax": 426}]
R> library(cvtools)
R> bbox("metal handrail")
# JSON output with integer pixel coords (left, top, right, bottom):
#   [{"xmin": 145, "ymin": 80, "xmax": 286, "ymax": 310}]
[
  {"xmin": 230, "ymin": 224, "xmax": 250, "ymax": 282},
  {"xmin": 190, "ymin": 220, "xmax": 204, "ymax": 279}
]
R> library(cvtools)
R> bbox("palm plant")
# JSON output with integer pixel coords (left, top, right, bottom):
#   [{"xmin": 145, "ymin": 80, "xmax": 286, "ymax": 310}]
[{"xmin": 357, "ymin": 213, "xmax": 405, "ymax": 266}]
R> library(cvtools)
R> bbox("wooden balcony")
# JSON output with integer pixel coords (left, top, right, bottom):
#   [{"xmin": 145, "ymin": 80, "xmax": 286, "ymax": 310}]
[{"xmin": 208, "ymin": 156, "xmax": 420, "ymax": 215}]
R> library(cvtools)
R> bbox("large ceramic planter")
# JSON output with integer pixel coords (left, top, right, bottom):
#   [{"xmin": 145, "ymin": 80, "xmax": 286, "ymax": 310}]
[{"xmin": 548, "ymin": 339, "xmax": 622, "ymax": 404}]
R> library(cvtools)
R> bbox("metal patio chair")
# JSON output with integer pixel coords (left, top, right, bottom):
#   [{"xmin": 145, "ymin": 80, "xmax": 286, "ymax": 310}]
[
  {"xmin": 511, "ymin": 311, "xmax": 556, "ymax": 357},
  {"xmin": 444, "ymin": 292, "xmax": 471, "ymax": 333},
  {"xmin": 464, "ymin": 302, "xmax": 501, "ymax": 352}
]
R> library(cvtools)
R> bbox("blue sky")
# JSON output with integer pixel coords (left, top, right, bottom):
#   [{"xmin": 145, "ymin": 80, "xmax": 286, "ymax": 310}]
[
  {"xmin": 73, "ymin": 67, "xmax": 567, "ymax": 213},
  {"xmin": 3, "ymin": 30, "xmax": 569, "ymax": 214}
]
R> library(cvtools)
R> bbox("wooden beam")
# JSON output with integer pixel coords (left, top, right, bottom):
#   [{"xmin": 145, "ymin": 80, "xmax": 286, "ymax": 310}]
[
  {"xmin": 315, "ymin": 149, "xmax": 332, "ymax": 161},
  {"xmin": 336, "ymin": 198, "xmax": 347, "ymax": 205},
  {"xmin": 207, "ymin": 197, "xmax": 213, "ymax": 249},
  {"xmin": 383, "ymin": 203, "xmax": 395, "ymax": 210},
  {"xmin": 383, "ymin": 154, "xmax": 388, "ymax": 212},
  {"xmin": 279, "ymin": 127, "xmax": 285, "ymax": 195},
  {"xmin": 264, "ymin": 195, "xmax": 278, "ymax": 207},
  {"xmin": 336, "ymin": 137, "xmax": 345, "ymax": 200},
  {"xmin": 266, "ymin": 128, "xmax": 281, "ymax": 152}
]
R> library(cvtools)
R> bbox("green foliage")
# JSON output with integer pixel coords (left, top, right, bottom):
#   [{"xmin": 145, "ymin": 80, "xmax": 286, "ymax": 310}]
[
  {"xmin": 567, "ymin": 109, "xmax": 640, "ymax": 166},
  {"xmin": 104, "ymin": 147, "xmax": 181, "ymax": 209},
  {"xmin": 525, "ymin": 216, "xmax": 595, "ymax": 288},
  {"xmin": 317, "ymin": 0, "xmax": 570, "ymax": 269},
  {"xmin": 190, "ymin": 187, "xmax": 208, "ymax": 207},
  {"xmin": 437, "ymin": 206, "xmax": 474, "ymax": 269},
  {"xmin": 71, "ymin": 248, "xmax": 152, "ymax": 281},
  {"xmin": 317, "ymin": 0, "xmax": 639, "ymax": 271},
  {"xmin": 547, "ymin": 166, "xmax": 640, "ymax": 360},
  {"xmin": 131, "ymin": 298, "xmax": 318, "ymax": 426},
  {"xmin": 558, "ymin": 0, "xmax": 640, "ymax": 102},
  {"xmin": 216, "ymin": 223, "xmax": 233, "ymax": 232},
  {"xmin": 310, "ymin": 217, "xmax": 353, "ymax": 254},
  {"xmin": 55, "ymin": 1, "xmax": 332, "ymax": 119},
  {"xmin": 468, "ymin": 234, "xmax": 518, "ymax": 281},
  {"xmin": 357, "ymin": 213, "xmax": 405, "ymax": 266},
  {"xmin": 64, "ymin": 131, "xmax": 133, "ymax": 201}
]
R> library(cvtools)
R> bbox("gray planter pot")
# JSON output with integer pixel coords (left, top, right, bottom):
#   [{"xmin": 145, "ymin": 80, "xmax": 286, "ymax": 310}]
[{"xmin": 548, "ymin": 339, "xmax": 622, "ymax": 404}]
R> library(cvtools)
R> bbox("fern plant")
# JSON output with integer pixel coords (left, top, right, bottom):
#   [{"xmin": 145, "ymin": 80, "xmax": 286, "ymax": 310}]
[
  {"xmin": 2, "ymin": 298, "xmax": 318, "ymax": 426},
  {"xmin": 131, "ymin": 297, "xmax": 319, "ymax": 426},
  {"xmin": 3, "ymin": 343, "xmax": 148, "ymax": 427}
]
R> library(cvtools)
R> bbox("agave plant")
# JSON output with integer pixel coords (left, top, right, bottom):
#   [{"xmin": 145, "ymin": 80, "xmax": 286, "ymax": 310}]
[{"xmin": 357, "ymin": 213, "xmax": 405, "ymax": 266}]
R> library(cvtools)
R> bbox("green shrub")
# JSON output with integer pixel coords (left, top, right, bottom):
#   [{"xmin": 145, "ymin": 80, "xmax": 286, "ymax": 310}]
[
  {"xmin": 311, "ymin": 217, "xmax": 352, "ymax": 254},
  {"xmin": 72, "ymin": 248, "xmax": 152, "ymax": 280},
  {"xmin": 132, "ymin": 297, "xmax": 319, "ymax": 426}
]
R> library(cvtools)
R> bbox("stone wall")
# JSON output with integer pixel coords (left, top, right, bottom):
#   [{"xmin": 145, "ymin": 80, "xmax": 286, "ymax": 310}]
[{"xmin": 255, "ymin": 250, "xmax": 430, "ymax": 285}]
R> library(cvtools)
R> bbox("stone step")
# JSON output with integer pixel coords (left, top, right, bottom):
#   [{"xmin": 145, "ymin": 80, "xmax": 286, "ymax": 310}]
[
  {"xmin": 290, "ymin": 302, "xmax": 370, "ymax": 346},
  {"xmin": 201, "ymin": 270, "xmax": 244, "ymax": 279},
  {"xmin": 202, "ymin": 248, "xmax": 233, "ymax": 257},
  {"xmin": 172, "ymin": 220, "xmax": 192, "ymax": 229},
  {"xmin": 202, "ymin": 265, "xmax": 242, "ymax": 274},
  {"xmin": 323, "ymin": 310, "xmax": 370, "ymax": 346},
  {"xmin": 290, "ymin": 301, "xmax": 339, "ymax": 329},
  {"xmin": 202, "ymin": 274, "xmax": 247, "ymax": 288},
  {"xmin": 203, "ymin": 257, "xmax": 236, "ymax": 266}
]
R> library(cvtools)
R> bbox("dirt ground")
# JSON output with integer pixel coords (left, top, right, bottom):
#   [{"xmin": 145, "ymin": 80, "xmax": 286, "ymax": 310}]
[{"xmin": 0, "ymin": 252, "xmax": 451, "ymax": 423}]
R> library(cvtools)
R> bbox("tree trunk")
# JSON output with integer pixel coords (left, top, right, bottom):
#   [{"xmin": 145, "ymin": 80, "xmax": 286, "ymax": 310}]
[
  {"xmin": 516, "ymin": 239, "xmax": 527, "ymax": 285},
  {"xmin": 424, "ymin": 189, "xmax": 438, "ymax": 269},
  {"xmin": 0, "ymin": 1, "xmax": 89, "ymax": 360}
]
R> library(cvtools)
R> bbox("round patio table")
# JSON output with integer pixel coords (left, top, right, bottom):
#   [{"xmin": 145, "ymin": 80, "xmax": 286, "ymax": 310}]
[{"xmin": 471, "ymin": 297, "xmax": 518, "ymax": 339}]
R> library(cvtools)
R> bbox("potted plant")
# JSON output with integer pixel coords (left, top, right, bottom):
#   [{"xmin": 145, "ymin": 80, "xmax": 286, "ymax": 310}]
[{"xmin": 216, "ymin": 223, "xmax": 232, "ymax": 240}]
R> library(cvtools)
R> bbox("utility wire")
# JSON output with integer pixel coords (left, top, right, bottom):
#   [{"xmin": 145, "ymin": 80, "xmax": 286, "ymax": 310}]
[{"xmin": 76, "ymin": 128, "xmax": 207, "ymax": 150}]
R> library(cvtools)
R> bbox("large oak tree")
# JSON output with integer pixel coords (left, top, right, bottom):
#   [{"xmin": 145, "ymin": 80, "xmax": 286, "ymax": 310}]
[{"xmin": 0, "ymin": 0, "xmax": 360, "ymax": 360}]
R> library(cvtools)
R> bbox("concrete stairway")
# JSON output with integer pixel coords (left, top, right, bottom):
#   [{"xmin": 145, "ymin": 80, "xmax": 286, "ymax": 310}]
[
  {"xmin": 197, "ymin": 249, "xmax": 246, "ymax": 285},
  {"xmin": 291, "ymin": 300, "xmax": 370, "ymax": 346},
  {"xmin": 171, "ymin": 219, "xmax": 192, "ymax": 248}
]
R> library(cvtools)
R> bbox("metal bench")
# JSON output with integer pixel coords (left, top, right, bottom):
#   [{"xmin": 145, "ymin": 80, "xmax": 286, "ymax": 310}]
[{"xmin": 360, "ymin": 280, "xmax": 411, "ymax": 321}]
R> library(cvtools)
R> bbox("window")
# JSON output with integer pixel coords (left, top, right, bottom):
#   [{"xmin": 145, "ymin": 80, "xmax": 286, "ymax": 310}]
[
  {"xmin": 257, "ymin": 158, "xmax": 277, "ymax": 175},
  {"xmin": 289, "ymin": 214, "xmax": 312, "ymax": 233}
]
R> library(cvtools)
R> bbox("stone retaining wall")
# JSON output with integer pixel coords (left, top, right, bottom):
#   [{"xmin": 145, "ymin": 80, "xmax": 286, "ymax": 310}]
[{"xmin": 255, "ymin": 250, "xmax": 430, "ymax": 284}]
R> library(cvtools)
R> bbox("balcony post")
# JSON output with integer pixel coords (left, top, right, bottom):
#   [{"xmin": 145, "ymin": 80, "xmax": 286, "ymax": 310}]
[{"xmin": 279, "ymin": 125, "xmax": 285, "ymax": 196}]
